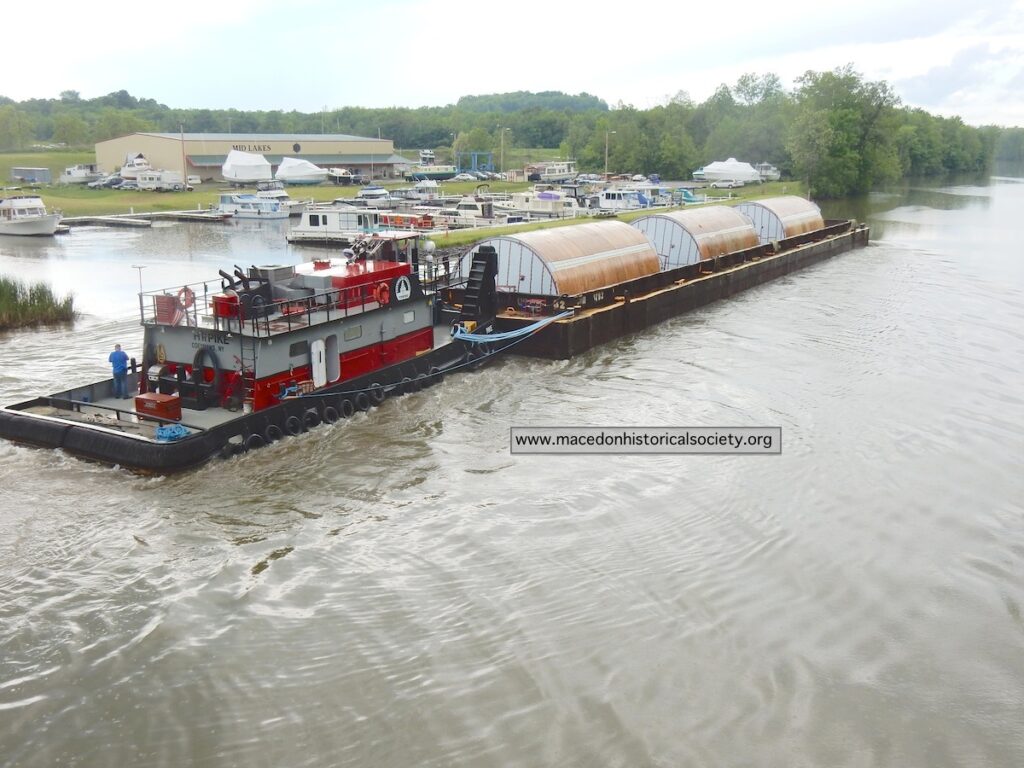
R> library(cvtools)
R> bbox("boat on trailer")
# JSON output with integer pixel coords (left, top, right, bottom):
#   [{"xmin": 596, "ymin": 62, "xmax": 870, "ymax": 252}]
[{"xmin": 0, "ymin": 241, "xmax": 516, "ymax": 472}]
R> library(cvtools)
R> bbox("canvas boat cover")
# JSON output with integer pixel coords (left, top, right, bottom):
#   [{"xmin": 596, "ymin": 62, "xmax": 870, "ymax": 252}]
[
  {"xmin": 222, "ymin": 150, "xmax": 272, "ymax": 183},
  {"xmin": 700, "ymin": 158, "xmax": 761, "ymax": 183},
  {"xmin": 275, "ymin": 157, "xmax": 328, "ymax": 182}
]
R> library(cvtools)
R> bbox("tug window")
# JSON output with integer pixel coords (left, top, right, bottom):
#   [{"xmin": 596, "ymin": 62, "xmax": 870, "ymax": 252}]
[
  {"xmin": 289, "ymin": 340, "xmax": 309, "ymax": 357},
  {"xmin": 403, "ymin": 311, "xmax": 415, "ymax": 324},
  {"xmin": 344, "ymin": 325, "xmax": 362, "ymax": 341}
]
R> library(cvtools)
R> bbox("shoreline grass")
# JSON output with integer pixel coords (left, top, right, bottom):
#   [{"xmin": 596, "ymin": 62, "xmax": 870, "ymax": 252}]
[{"xmin": 0, "ymin": 277, "xmax": 77, "ymax": 330}]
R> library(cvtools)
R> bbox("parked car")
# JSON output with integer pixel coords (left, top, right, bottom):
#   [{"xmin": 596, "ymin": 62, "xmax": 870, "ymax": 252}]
[
  {"xmin": 88, "ymin": 174, "xmax": 123, "ymax": 189},
  {"xmin": 709, "ymin": 179, "xmax": 745, "ymax": 189},
  {"xmin": 451, "ymin": 173, "xmax": 478, "ymax": 182},
  {"xmin": 118, "ymin": 180, "xmax": 139, "ymax": 191}
]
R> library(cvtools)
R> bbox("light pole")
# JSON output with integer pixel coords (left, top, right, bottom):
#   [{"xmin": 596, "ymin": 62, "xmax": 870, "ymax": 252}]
[
  {"xmin": 450, "ymin": 132, "xmax": 457, "ymax": 169},
  {"xmin": 499, "ymin": 127, "xmax": 510, "ymax": 174},
  {"xmin": 604, "ymin": 130, "xmax": 616, "ymax": 179}
]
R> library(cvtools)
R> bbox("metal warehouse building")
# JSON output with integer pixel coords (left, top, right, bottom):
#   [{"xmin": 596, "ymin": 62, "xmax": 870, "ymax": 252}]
[
  {"xmin": 95, "ymin": 133, "xmax": 409, "ymax": 181},
  {"xmin": 733, "ymin": 196, "xmax": 825, "ymax": 244},
  {"xmin": 631, "ymin": 207, "xmax": 760, "ymax": 270},
  {"xmin": 458, "ymin": 221, "xmax": 660, "ymax": 297}
]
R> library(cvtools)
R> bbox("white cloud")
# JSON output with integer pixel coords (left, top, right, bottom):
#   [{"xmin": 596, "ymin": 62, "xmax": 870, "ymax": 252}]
[{"xmin": 4, "ymin": 0, "xmax": 1022, "ymax": 125}]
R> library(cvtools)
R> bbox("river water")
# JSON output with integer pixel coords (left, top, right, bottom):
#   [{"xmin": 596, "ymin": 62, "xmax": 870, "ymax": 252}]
[{"xmin": 1, "ymin": 176, "xmax": 1022, "ymax": 767}]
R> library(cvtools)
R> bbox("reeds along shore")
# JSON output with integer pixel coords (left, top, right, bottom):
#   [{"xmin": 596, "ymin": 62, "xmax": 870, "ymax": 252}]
[{"xmin": 0, "ymin": 277, "xmax": 76, "ymax": 330}]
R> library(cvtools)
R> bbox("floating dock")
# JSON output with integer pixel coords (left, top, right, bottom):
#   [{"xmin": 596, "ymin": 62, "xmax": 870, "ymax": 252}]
[{"xmin": 60, "ymin": 210, "xmax": 233, "ymax": 228}]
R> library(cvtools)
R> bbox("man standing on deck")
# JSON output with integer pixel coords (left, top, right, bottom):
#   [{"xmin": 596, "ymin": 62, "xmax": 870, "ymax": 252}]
[{"xmin": 109, "ymin": 343, "xmax": 130, "ymax": 399}]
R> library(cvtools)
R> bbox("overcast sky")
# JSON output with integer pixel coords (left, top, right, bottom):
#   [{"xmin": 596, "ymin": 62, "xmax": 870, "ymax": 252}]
[{"xmin": 6, "ymin": 0, "xmax": 1023, "ymax": 126}]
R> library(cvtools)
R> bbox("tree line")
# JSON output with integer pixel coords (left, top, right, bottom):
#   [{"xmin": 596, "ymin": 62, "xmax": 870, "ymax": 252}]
[{"xmin": 0, "ymin": 67, "xmax": 1014, "ymax": 197}]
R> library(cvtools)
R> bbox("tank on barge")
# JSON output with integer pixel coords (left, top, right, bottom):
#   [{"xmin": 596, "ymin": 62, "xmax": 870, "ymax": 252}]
[{"xmin": 0, "ymin": 237, "xmax": 507, "ymax": 472}]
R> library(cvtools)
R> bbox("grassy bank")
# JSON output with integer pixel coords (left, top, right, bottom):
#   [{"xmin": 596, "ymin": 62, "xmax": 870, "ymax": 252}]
[{"xmin": 0, "ymin": 277, "xmax": 76, "ymax": 330}]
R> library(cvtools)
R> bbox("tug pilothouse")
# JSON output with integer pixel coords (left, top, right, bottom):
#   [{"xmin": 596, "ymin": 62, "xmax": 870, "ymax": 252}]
[{"xmin": 142, "ymin": 248, "xmax": 432, "ymax": 415}]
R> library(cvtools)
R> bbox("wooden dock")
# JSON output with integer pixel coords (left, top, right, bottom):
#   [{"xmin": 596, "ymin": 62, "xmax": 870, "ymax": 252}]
[{"xmin": 60, "ymin": 209, "xmax": 233, "ymax": 228}]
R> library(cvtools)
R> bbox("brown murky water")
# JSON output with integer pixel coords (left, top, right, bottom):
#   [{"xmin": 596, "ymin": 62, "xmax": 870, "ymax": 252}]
[{"xmin": 1, "ymin": 179, "xmax": 1022, "ymax": 767}]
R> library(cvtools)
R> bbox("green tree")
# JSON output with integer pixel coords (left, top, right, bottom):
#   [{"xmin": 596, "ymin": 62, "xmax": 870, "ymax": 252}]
[{"xmin": 0, "ymin": 105, "xmax": 32, "ymax": 150}]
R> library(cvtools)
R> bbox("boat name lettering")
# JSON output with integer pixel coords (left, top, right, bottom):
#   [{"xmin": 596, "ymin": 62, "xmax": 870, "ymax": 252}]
[
  {"xmin": 192, "ymin": 330, "xmax": 230, "ymax": 347},
  {"xmin": 232, "ymin": 144, "xmax": 272, "ymax": 152}
]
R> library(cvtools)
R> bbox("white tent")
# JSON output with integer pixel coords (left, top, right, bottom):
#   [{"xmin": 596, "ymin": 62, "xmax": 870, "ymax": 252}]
[
  {"xmin": 222, "ymin": 150, "xmax": 272, "ymax": 184},
  {"xmin": 700, "ymin": 158, "xmax": 761, "ymax": 184},
  {"xmin": 274, "ymin": 157, "xmax": 328, "ymax": 185}
]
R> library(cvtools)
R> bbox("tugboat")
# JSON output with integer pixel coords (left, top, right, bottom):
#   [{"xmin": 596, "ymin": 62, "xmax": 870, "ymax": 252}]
[{"xmin": 0, "ymin": 239, "xmax": 528, "ymax": 472}]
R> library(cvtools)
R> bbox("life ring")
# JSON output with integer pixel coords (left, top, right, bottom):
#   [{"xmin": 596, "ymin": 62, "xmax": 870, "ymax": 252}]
[
  {"xmin": 368, "ymin": 382, "xmax": 385, "ymax": 404},
  {"xmin": 245, "ymin": 433, "xmax": 265, "ymax": 451},
  {"xmin": 323, "ymin": 406, "xmax": 339, "ymax": 424},
  {"xmin": 355, "ymin": 392, "xmax": 371, "ymax": 411},
  {"xmin": 339, "ymin": 398, "xmax": 355, "ymax": 419},
  {"xmin": 265, "ymin": 424, "xmax": 284, "ymax": 442},
  {"xmin": 376, "ymin": 282, "xmax": 390, "ymax": 306},
  {"xmin": 177, "ymin": 286, "xmax": 196, "ymax": 309},
  {"xmin": 303, "ymin": 408, "xmax": 321, "ymax": 429},
  {"xmin": 285, "ymin": 415, "xmax": 303, "ymax": 435}
]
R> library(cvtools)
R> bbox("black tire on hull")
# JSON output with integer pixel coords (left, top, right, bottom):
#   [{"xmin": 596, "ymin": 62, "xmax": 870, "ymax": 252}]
[
  {"xmin": 266, "ymin": 424, "xmax": 284, "ymax": 442},
  {"xmin": 355, "ymin": 392, "xmax": 371, "ymax": 411},
  {"xmin": 339, "ymin": 398, "xmax": 355, "ymax": 419},
  {"xmin": 323, "ymin": 406, "xmax": 339, "ymax": 424},
  {"xmin": 285, "ymin": 416, "xmax": 303, "ymax": 436}
]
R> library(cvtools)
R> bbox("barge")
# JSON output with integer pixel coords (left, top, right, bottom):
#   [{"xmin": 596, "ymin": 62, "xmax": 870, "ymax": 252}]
[{"xmin": 446, "ymin": 197, "xmax": 870, "ymax": 359}]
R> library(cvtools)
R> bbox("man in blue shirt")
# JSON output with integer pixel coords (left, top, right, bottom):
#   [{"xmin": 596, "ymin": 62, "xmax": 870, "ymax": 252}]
[{"xmin": 109, "ymin": 343, "xmax": 130, "ymax": 399}]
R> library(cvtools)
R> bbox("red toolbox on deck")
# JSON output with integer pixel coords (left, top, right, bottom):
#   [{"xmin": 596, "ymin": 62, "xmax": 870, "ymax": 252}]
[{"xmin": 135, "ymin": 392, "xmax": 182, "ymax": 421}]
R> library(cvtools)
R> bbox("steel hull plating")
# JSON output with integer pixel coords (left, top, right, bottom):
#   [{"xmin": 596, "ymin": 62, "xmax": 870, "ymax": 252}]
[{"xmin": 0, "ymin": 338, "xmax": 484, "ymax": 473}]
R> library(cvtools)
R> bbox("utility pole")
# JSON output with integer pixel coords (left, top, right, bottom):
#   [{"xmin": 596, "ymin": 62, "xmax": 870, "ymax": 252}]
[
  {"xmin": 499, "ymin": 127, "xmax": 510, "ymax": 174},
  {"xmin": 605, "ymin": 130, "xmax": 616, "ymax": 179}
]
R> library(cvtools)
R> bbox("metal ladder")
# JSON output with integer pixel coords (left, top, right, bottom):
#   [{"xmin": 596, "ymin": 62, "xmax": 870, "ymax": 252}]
[{"xmin": 238, "ymin": 331, "xmax": 259, "ymax": 409}]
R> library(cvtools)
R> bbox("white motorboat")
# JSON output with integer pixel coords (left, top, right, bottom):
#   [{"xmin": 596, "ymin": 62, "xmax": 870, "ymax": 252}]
[
  {"xmin": 216, "ymin": 193, "xmax": 289, "ymax": 220},
  {"xmin": 0, "ymin": 196, "xmax": 62, "ymax": 236},
  {"xmin": 700, "ymin": 157, "xmax": 762, "ymax": 185},
  {"xmin": 327, "ymin": 167, "xmax": 354, "ymax": 185},
  {"xmin": 58, "ymin": 164, "xmax": 103, "ymax": 185},
  {"xmin": 255, "ymin": 180, "xmax": 308, "ymax": 216},
  {"xmin": 493, "ymin": 186, "xmax": 582, "ymax": 218},
  {"xmin": 755, "ymin": 162, "xmax": 781, "ymax": 181},
  {"xmin": 120, "ymin": 153, "xmax": 152, "ymax": 179},
  {"xmin": 222, "ymin": 150, "xmax": 273, "ymax": 185},
  {"xmin": 275, "ymin": 157, "xmax": 329, "ymax": 186},
  {"xmin": 539, "ymin": 160, "xmax": 578, "ymax": 183}
]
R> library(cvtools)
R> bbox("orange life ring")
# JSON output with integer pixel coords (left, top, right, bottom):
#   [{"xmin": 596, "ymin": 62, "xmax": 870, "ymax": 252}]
[
  {"xmin": 376, "ymin": 282, "xmax": 390, "ymax": 305},
  {"xmin": 177, "ymin": 286, "xmax": 196, "ymax": 309}
]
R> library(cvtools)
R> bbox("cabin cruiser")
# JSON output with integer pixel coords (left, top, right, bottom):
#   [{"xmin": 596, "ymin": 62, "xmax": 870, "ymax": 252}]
[
  {"xmin": 255, "ymin": 180, "xmax": 308, "ymax": 216},
  {"xmin": 222, "ymin": 150, "xmax": 273, "ymax": 185},
  {"xmin": 217, "ymin": 193, "xmax": 289, "ymax": 220},
  {"xmin": 0, "ymin": 196, "xmax": 62, "ymax": 236},
  {"xmin": 493, "ymin": 186, "xmax": 582, "ymax": 219},
  {"xmin": 275, "ymin": 157, "xmax": 329, "ymax": 186},
  {"xmin": 120, "ymin": 154, "xmax": 152, "ymax": 180},
  {"xmin": 58, "ymin": 164, "xmax": 104, "ymax": 185},
  {"xmin": 539, "ymin": 160, "xmax": 578, "ymax": 183}
]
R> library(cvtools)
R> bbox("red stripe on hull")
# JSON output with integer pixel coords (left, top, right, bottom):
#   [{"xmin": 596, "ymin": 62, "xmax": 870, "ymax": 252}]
[{"xmin": 251, "ymin": 326, "xmax": 434, "ymax": 410}]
